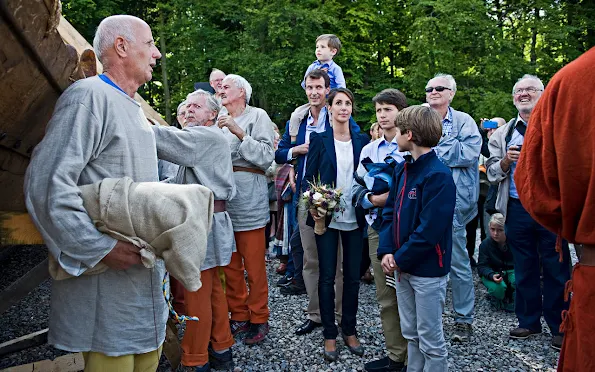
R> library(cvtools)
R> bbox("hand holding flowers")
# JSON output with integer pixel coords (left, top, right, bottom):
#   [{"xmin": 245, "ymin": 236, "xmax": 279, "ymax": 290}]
[{"xmin": 301, "ymin": 181, "xmax": 344, "ymax": 235}]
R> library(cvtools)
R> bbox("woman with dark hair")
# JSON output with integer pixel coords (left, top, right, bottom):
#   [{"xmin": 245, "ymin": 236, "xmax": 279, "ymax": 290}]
[{"xmin": 304, "ymin": 88, "xmax": 369, "ymax": 361}]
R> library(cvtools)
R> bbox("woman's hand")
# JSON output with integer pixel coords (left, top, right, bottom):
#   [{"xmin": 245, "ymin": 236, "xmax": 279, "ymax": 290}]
[
  {"xmin": 310, "ymin": 208, "xmax": 324, "ymax": 221},
  {"xmin": 218, "ymin": 115, "xmax": 246, "ymax": 140},
  {"xmin": 381, "ymin": 254, "xmax": 398, "ymax": 274}
]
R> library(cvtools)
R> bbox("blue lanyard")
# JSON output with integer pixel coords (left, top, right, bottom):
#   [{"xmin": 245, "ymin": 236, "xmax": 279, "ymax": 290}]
[{"xmin": 99, "ymin": 74, "xmax": 127, "ymax": 95}]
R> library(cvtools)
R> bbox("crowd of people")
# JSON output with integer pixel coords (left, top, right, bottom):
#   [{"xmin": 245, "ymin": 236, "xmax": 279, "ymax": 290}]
[{"xmin": 22, "ymin": 13, "xmax": 594, "ymax": 372}]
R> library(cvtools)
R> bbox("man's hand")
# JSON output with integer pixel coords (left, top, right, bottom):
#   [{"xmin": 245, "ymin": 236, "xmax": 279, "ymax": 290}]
[
  {"xmin": 218, "ymin": 115, "xmax": 246, "ymax": 140},
  {"xmin": 492, "ymin": 273, "xmax": 503, "ymax": 283},
  {"xmin": 101, "ymin": 241, "xmax": 142, "ymax": 270},
  {"xmin": 369, "ymin": 192, "xmax": 389, "ymax": 208},
  {"xmin": 381, "ymin": 254, "xmax": 398, "ymax": 274},
  {"xmin": 292, "ymin": 143, "xmax": 309, "ymax": 156},
  {"xmin": 289, "ymin": 167, "xmax": 296, "ymax": 193},
  {"xmin": 501, "ymin": 145, "xmax": 521, "ymax": 171}
]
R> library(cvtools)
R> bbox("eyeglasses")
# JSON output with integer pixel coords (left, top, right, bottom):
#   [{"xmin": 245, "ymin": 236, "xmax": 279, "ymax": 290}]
[
  {"xmin": 425, "ymin": 86, "xmax": 452, "ymax": 93},
  {"xmin": 513, "ymin": 87, "xmax": 542, "ymax": 95}
]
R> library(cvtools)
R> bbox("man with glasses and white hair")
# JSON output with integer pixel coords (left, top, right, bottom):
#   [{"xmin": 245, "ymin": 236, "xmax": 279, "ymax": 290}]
[
  {"xmin": 486, "ymin": 74, "xmax": 570, "ymax": 351},
  {"xmin": 209, "ymin": 68, "xmax": 226, "ymax": 98},
  {"xmin": 425, "ymin": 73, "xmax": 482, "ymax": 342},
  {"xmin": 24, "ymin": 15, "xmax": 165, "ymax": 370},
  {"xmin": 152, "ymin": 90, "xmax": 237, "ymax": 371},
  {"xmin": 176, "ymin": 100, "xmax": 188, "ymax": 127}
]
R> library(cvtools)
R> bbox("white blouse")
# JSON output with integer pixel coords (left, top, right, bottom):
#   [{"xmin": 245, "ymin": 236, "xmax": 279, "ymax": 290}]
[{"xmin": 330, "ymin": 139, "xmax": 358, "ymax": 231}]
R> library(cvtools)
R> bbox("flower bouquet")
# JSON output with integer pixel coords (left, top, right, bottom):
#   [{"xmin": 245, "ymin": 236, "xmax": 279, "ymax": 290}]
[{"xmin": 301, "ymin": 181, "xmax": 343, "ymax": 235}]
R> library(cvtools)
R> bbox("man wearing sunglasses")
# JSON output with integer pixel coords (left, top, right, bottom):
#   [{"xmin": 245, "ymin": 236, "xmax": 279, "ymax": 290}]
[
  {"xmin": 426, "ymin": 73, "xmax": 482, "ymax": 343},
  {"xmin": 486, "ymin": 74, "xmax": 570, "ymax": 351}
]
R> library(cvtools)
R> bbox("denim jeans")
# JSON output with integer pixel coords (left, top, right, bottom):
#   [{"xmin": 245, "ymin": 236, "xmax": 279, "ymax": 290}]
[
  {"xmin": 450, "ymin": 225, "xmax": 475, "ymax": 324},
  {"xmin": 397, "ymin": 273, "xmax": 448, "ymax": 372},
  {"xmin": 506, "ymin": 198, "xmax": 571, "ymax": 334},
  {"xmin": 315, "ymin": 227, "xmax": 363, "ymax": 339}
]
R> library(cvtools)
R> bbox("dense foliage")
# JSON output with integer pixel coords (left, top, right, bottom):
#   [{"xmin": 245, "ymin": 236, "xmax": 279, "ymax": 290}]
[{"xmin": 62, "ymin": 0, "xmax": 595, "ymax": 129}]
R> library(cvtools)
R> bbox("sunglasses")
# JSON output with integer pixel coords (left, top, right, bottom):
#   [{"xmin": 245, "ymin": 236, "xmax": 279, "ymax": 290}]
[{"xmin": 425, "ymin": 86, "xmax": 452, "ymax": 93}]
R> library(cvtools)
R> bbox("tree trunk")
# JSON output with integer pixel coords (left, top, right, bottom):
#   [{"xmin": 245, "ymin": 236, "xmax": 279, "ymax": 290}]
[{"xmin": 159, "ymin": 12, "xmax": 172, "ymax": 124}]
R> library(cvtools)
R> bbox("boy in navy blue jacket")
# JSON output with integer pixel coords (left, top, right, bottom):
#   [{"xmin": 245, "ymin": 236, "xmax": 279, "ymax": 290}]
[{"xmin": 378, "ymin": 105, "xmax": 456, "ymax": 372}]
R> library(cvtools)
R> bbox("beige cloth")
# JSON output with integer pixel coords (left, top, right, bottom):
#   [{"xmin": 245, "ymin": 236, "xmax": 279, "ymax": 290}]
[{"xmin": 48, "ymin": 177, "xmax": 214, "ymax": 292}]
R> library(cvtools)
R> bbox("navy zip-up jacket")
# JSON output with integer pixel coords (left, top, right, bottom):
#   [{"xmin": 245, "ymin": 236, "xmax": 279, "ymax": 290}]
[{"xmin": 377, "ymin": 151, "xmax": 456, "ymax": 277}]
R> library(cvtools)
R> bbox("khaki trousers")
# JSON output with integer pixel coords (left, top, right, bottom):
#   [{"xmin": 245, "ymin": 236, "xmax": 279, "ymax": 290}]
[
  {"xmin": 83, "ymin": 346, "xmax": 163, "ymax": 372},
  {"xmin": 369, "ymin": 227, "xmax": 407, "ymax": 363},
  {"xmin": 298, "ymin": 205, "xmax": 343, "ymax": 323}
]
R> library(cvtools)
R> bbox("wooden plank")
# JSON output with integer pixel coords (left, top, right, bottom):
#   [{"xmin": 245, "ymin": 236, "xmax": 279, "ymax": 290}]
[
  {"xmin": 163, "ymin": 318, "xmax": 181, "ymax": 371},
  {"xmin": 57, "ymin": 16, "xmax": 169, "ymax": 127},
  {"xmin": 0, "ymin": 352, "xmax": 84, "ymax": 372},
  {"xmin": 0, "ymin": 257, "xmax": 49, "ymax": 315},
  {"xmin": 0, "ymin": 212, "xmax": 44, "ymax": 246},
  {"xmin": 0, "ymin": 329, "xmax": 48, "ymax": 358}
]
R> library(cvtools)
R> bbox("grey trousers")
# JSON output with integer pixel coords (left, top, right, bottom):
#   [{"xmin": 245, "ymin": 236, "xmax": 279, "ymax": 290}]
[
  {"xmin": 368, "ymin": 227, "xmax": 407, "ymax": 363},
  {"xmin": 298, "ymin": 204, "xmax": 343, "ymax": 323},
  {"xmin": 450, "ymin": 225, "xmax": 475, "ymax": 324},
  {"xmin": 397, "ymin": 273, "xmax": 448, "ymax": 372}
]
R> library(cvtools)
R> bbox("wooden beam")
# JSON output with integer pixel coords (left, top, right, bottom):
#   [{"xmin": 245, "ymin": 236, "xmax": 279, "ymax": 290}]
[
  {"xmin": 0, "ymin": 212, "xmax": 44, "ymax": 246},
  {"xmin": 0, "ymin": 329, "xmax": 48, "ymax": 358},
  {"xmin": 0, "ymin": 352, "xmax": 84, "ymax": 372},
  {"xmin": 0, "ymin": 257, "xmax": 49, "ymax": 315}
]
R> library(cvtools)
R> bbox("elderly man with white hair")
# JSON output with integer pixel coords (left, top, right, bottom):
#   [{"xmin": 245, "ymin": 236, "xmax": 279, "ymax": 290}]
[
  {"xmin": 176, "ymin": 100, "xmax": 187, "ymax": 127},
  {"xmin": 425, "ymin": 73, "xmax": 482, "ymax": 342},
  {"xmin": 152, "ymin": 90, "xmax": 237, "ymax": 371},
  {"xmin": 218, "ymin": 74, "xmax": 275, "ymax": 345},
  {"xmin": 486, "ymin": 74, "xmax": 570, "ymax": 350},
  {"xmin": 24, "ymin": 15, "xmax": 166, "ymax": 370},
  {"xmin": 209, "ymin": 68, "xmax": 226, "ymax": 97}
]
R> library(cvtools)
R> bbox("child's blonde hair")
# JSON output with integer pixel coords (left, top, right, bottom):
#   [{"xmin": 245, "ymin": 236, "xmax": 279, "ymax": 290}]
[{"xmin": 395, "ymin": 105, "xmax": 442, "ymax": 148}]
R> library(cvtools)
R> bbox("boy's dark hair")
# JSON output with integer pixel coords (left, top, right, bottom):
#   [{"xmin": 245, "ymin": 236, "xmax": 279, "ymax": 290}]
[
  {"xmin": 316, "ymin": 34, "xmax": 342, "ymax": 55},
  {"xmin": 304, "ymin": 69, "xmax": 331, "ymax": 88},
  {"xmin": 328, "ymin": 88, "xmax": 355, "ymax": 107},
  {"xmin": 372, "ymin": 89, "xmax": 408, "ymax": 111},
  {"xmin": 395, "ymin": 105, "xmax": 442, "ymax": 148}
]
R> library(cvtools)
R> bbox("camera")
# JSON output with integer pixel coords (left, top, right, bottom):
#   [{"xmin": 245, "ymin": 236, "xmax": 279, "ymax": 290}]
[{"xmin": 483, "ymin": 120, "xmax": 498, "ymax": 129}]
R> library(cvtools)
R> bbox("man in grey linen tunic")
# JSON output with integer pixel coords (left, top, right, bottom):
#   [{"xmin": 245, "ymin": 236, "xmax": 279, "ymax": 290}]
[
  {"xmin": 222, "ymin": 105, "xmax": 275, "ymax": 231},
  {"xmin": 24, "ymin": 76, "xmax": 167, "ymax": 355},
  {"xmin": 152, "ymin": 124, "xmax": 236, "ymax": 268}
]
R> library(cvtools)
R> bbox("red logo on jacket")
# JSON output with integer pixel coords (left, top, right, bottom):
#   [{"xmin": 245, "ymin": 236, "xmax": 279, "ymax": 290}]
[{"xmin": 408, "ymin": 188, "xmax": 417, "ymax": 200}]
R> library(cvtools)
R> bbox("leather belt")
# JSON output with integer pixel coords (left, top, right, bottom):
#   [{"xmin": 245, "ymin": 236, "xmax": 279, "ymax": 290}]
[
  {"xmin": 579, "ymin": 244, "xmax": 595, "ymax": 266},
  {"xmin": 232, "ymin": 166, "xmax": 265, "ymax": 176},
  {"xmin": 214, "ymin": 200, "xmax": 226, "ymax": 213}
]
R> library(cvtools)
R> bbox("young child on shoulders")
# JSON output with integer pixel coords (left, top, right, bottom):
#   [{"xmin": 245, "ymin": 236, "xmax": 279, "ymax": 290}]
[
  {"xmin": 289, "ymin": 34, "xmax": 346, "ymax": 142},
  {"xmin": 378, "ymin": 105, "xmax": 456, "ymax": 372}
]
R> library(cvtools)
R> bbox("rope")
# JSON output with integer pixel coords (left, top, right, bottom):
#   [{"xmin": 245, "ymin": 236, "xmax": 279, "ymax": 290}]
[{"xmin": 162, "ymin": 272, "xmax": 199, "ymax": 323}]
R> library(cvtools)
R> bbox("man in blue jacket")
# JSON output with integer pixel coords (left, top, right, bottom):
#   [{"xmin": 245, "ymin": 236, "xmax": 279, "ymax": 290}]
[
  {"xmin": 379, "ymin": 105, "xmax": 456, "ymax": 372},
  {"xmin": 426, "ymin": 73, "xmax": 482, "ymax": 342},
  {"xmin": 275, "ymin": 69, "xmax": 360, "ymax": 335}
]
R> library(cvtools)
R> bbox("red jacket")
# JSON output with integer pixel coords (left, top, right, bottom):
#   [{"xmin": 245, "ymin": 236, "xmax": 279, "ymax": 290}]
[{"xmin": 515, "ymin": 47, "xmax": 595, "ymax": 245}]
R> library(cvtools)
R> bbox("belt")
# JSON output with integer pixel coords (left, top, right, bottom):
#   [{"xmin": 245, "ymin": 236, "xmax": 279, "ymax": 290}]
[
  {"xmin": 579, "ymin": 244, "xmax": 595, "ymax": 266},
  {"xmin": 232, "ymin": 166, "xmax": 265, "ymax": 176},
  {"xmin": 214, "ymin": 200, "xmax": 226, "ymax": 213}
]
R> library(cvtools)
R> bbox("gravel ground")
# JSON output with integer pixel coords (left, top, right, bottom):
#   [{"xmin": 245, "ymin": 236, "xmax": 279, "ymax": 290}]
[{"xmin": 1, "ymin": 240, "xmax": 577, "ymax": 371}]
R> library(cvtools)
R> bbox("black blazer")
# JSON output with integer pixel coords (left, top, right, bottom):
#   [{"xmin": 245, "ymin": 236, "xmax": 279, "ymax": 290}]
[{"xmin": 304, "ymin": 126, "xmax": 369, "ymax": 229}]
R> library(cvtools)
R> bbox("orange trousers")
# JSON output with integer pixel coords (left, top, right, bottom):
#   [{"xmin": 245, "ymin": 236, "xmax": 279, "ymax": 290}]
[
  {"xmin": 558, "ymin": 264, "xmax": 595, "ymax": 372},
  {"xmin": 222, "ymin": 228, "xmax": 269, "ymax": 323},
  {"xmin": 181, "ymin": 267, "xmax": 234, "ymax": 367}
]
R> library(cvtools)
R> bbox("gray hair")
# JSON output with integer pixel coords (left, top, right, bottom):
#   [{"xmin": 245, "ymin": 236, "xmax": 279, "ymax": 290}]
[
  {"xmin": 176, "ymin": 100, "xmax": 187, "ymax": 115},
  {"xmin": 512, "ymin": 74, "xmax": 544, "ymax": 94},
  {"xmin": 186, "ymin": 89, "xmax": 222, "ymax": 114},
  {"xmin": 93, "ymin": 15, "xmax": 143, "ymax": 66},
  {"xmin": 489, "ymin": 213, "xmax": 506, "ymax": 228},
  {"xmin": 432, "ymin": 73, "xmax": 457, "ymax": 93},
  {"xmin": 210, "ymin": 68, "xmax": 225, "ymax": 81},
  {"xmin": 222, "ymin": 74, "xmax": 252, "ymax": 104}
]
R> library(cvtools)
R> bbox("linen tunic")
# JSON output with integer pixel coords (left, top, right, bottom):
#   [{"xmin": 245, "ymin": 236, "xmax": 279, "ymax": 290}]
[
  {"xmin": 222, "ymin": 105, "xmax": 275, "ymax": 231},
  {"xmin": 152, "ymin": 125, "xmax": 236, "ymax": 270},
  {"xmin": 24, "ymin": 76, "xmax": 167, "ymax": 356}
]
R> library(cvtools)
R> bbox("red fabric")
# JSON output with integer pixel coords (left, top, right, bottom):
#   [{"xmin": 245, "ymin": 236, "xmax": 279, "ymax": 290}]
[
  {"xmin": 558, "ymin": 264, "xmax": 595, "ymax": 371},
  {"xmin": 515, "ymin": 47, "xmax": 595, "ymax": 245},
  {"xmin": 181, "ymin": 267, "xmax": 234, "ymax": 367}
]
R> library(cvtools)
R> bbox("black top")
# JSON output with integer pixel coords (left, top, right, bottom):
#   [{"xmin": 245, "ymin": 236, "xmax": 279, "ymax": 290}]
[{"xmin": 477, "ymin": 236, "xmax": 514, "ymax": 280}]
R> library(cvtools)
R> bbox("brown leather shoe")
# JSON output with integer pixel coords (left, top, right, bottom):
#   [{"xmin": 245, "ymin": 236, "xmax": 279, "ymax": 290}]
[{"xmin": 509, "ymin": 327, "xmax": 541, "ymax": 339}]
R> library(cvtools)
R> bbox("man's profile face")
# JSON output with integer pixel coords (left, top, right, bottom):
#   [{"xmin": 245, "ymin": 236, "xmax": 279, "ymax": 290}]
[
  {"xmin": 425, "ymin": 77, "xmax": 454, "ymax": 108},
  {"xmin": 177, "ymin": 107, "xmax": 186, "ymax": 127},
  {"xmin": 127, "ymin": 22, "xmax": 161, "ymax": 85},
  {"xmin": 209, "ymin": 71, "xmax": 226, "ymax": 93},
  {"xmin": 305, "ymin": 77, "xmax": 330, "ymax": 107},
  {"xmin": 513, "ymin": 78, "xmax": 543, "ymax": 115},
  {"xmin": 184, "ymin": 95, "xmax": 216, "ymax": 127},
  {"xmin": 375, "ymin": 103, "xmax": 399, "ymax": 132}
]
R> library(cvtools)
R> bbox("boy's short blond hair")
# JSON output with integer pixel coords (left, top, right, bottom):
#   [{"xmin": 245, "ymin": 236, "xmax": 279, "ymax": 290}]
[
  {"xmin": 395, "ymin": 105, "xmax": 443, "ymax": 148},
  {"xmin": 316, "ymin": 34, "xmax": 342, "ymax": 55}
]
